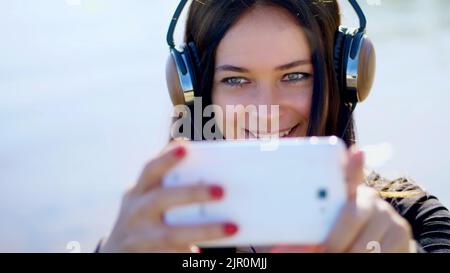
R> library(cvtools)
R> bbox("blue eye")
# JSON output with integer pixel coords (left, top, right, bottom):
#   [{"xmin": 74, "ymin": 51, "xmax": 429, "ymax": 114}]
[
  {"xmin": 221, "ymin": 77, "xmax": 250, "ymax": 87},
  {"xmin": 282, "ymin": 72, "xmax": 311, "ymax": 83}
]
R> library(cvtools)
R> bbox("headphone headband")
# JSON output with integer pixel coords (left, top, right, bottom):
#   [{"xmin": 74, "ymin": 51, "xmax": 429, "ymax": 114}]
[
  {"xmin": 165, "ymin": 0, "xmax": 375, "ymax": 106},
  {"xmin": 166, "ymin": 0, "xmax": 367, "ymax": 48},
  {"xmin": 167, "ymin": 0, "xmax": 189, "ymax": 49},
  {"xmin": 348, "ymin": 0, "xmax": 366, "ymax": 32}
]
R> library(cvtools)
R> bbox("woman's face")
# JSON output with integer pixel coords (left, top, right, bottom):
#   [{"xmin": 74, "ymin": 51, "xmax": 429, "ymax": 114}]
[{"xmin": 212, "ymin": 5, "xmax": 313, "ymax": 139}]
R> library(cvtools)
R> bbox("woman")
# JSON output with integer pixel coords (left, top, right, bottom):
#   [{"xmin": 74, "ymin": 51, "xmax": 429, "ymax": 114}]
[{"xmin": 98, "ymin": 0, "xmax": 450, "ymax": 253}]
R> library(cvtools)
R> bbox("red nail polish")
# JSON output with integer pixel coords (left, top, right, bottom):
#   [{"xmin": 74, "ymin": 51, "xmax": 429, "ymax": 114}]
[
  {"xmin": 223, "ymin": 223, "xmax": 238, "ymax": 235},
  {"xmin": 209, "ymin": 185, "xmax": 224, "ymax": 199},
  {"xmin": 173, "ymin": 146, "xmax": 186, "ymax": 158}
]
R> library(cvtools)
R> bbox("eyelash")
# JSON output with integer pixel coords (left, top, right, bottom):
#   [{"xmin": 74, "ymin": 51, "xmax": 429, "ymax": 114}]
[
  {"xmin": 281, "ymin": 72, "xmax": 312, "ymax": 83},
  {"xmin": 221, "ymin": 72, "xmax": 312, "ymax": 88},
  {"xmin": 221, "ymin": 77, "xmax": 249, "ymax": 87}
]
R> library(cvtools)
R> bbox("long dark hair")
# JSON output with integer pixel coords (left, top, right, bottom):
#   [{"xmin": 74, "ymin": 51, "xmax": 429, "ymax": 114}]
[{"xmin": 179, "ymin": 0, "xmax": 356, "ymax": 146}]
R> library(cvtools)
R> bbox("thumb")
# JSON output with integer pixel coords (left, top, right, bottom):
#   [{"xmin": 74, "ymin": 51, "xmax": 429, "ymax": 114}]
[
  {"xmin": 345, "ymin": 146, "xmax": 365, "ymax": 201},
  {"xmin": 270, "ymin": 244, "xmax": 325, "ymax": 253}
]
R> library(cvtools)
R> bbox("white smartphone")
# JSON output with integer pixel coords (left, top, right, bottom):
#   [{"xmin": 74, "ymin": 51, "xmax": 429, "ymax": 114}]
[{"xmin": 162, "ymin": 136, "xmax": 347, "ymax": 247}]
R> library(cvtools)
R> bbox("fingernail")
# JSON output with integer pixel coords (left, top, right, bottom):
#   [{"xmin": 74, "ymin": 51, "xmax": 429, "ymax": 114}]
[
  {"xmin": 223, "ymin": 223, "xmax": 238, "ymax": 235},
  {"xmin": 173, "ymin": 146, "xmax": 186, "ymax": 158},
  {"xmin": 190, "ymin": 245, "xmax": 201, "ymax": 253},
  {"xmin": 209, "ymin": 185, "xmax": 224, "ymax": 199}
]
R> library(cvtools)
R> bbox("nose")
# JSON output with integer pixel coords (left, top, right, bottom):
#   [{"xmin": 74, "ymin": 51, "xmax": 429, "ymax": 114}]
[
  {"xmin": 248, "ymin": 81, "xmax": 284, "ymax": 132},
  {"xmin": 254, "ymin": 80, "xmax": 280, "ymax": 108}
]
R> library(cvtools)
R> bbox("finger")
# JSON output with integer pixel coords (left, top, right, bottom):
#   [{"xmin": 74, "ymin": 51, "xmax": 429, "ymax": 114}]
[
  {"xmin": 270, "ymin": 245, "xmax": 325, "ymax": 253},
  {"xmin": 190, "ymin": 245, "xmax": 201, "ymax": 253},
  {"xmin": 377, "ymin": 215, "xmax": 412, "ymax": 253},
  {"xmin": 160, "ymin": 246, "xmax": 193, "ymax": 253},
  {"xmin": 109, "ymin": 233, "xmax": 192, "ymax": 253},
  {"xmin": 324, "ymin": 186, "xmax": 378, "ymax": 253},
  {"xmin": 133, "ymin": 144, "xmax": 188, "ymax": 195},
  {"xmin": 163, "ymin": 139, "xmax": 189, "ymax": 152},
  {"xmin": 164, "ymin": 222, "xmax": 239, "ymax": 246},
  {"xmin": 345, "ymin": 146, "xmax": 365, "ymax": 201},
  {"xmin": 144, "ymin": 246, "xmax": 192, "ymax": 253},
  {"xmin": 348, "ymin": 200, "xmax": 392, "ymax": 253},
  {"xmin": 140, "ymin": 184, "xmax": 224, "ymax": 219}
]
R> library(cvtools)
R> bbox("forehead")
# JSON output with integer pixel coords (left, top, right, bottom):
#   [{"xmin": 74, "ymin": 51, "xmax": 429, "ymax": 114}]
[{"xmin": 215, "ymin": 5, "xmax": 311, "ymax": 68}]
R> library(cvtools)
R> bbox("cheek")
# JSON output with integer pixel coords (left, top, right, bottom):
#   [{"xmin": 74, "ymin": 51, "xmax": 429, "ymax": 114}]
[
  {"xmin": 212, "ymin": 87, "xmax": 254, "ymax": 106},
  {"xmin": 294, "ymin": 95, "xmax": 311, "ymax": 135},
  {"xmin": 279, "ymin": 87, "xmax": 312, "ymax": 137},
  {"xmin": 278, "ymin": 83, "xmax": 313, "ymax": 123},
  {"xmin": 289, "ymin": 91, "xmax": 312, "ymax": 118},
  {"xmin": 211, "ymin": 88, "xmax": 237, "ymax": 137},
  {"xmin": 212, "ymin": 88, "xmax": 258, "ymax": 139}
]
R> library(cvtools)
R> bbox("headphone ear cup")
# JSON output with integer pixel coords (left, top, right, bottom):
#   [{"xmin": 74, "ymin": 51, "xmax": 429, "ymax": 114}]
[
  {"xmin": 187, "ymin": 41, "xmax": 201, "ymax": 69},
  {"xmin": 165, "ymin": 44, "xmax": 199, "ymax": 106},
  {"xmin": 166, "ymin": 49, "xmax": 188, "ymax": 106},
  {"xmin": 184, "ymin": 43, "xmax": 199, "ymax": 94},
  {"xmin": 335, "ymin": 27, "xmax": 376, "ymax": 104},
  {"xmin": 334, "ymin": 29, "xmax": 355, "ymax": 102},
  {"xmin": 333, "ymin": 31, "xmax": 344, "ymax": 72},
  {"xmin": 355, "ymin": 37, "xmax": 376, "ymax": 102}
]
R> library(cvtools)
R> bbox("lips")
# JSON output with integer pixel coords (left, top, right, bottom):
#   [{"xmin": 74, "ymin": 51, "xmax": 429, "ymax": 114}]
[{"xmin": 244, "ymin": 123, "xmax": 300, "ymax": 139}]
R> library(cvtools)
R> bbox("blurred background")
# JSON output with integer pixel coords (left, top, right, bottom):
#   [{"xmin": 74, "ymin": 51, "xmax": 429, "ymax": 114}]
[{"xmin": 0, "ymin": 0, "xmax": 449, "ymax": 252}]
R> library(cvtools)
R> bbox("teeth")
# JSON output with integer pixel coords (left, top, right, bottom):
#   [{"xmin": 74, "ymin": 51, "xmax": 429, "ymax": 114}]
[
  {"xmin": 257, "ymin": 133, "xmax": 281, "ymax": 138},
  {"xmin": 249, "ymin": 126, "xmax": 295, "ymax": 138},
  {"xmin": 279, "ymin": 129, "xmax": 291, "ymax": 137}
]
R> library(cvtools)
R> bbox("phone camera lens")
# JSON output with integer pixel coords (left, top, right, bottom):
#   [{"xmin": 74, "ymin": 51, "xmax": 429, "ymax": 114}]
[{"xmin": 318, "ymin": 188, "xmax": 327, "ymax": 200}]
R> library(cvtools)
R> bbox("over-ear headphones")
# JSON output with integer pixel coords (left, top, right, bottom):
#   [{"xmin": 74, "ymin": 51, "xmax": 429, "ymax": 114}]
[
  {"xmin": 334, "ymin": 0, "xmax": 376, "ymax": 104},
  {"xmin": 165, "ymin": 0, "xmax": 375, "ymax": 106},
  {"xmin": 165, "ymin": 0, "xmax": 199, "ymax": 107}
]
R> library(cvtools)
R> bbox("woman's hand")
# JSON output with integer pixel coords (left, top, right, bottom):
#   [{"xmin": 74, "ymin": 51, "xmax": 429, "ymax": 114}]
[
  {"xmin": 322, "ymin": 147, "xmax": 415, "ymax": 253},
  {"xmin": 99, "ymin": 143, "xmax": 238, "ymax": 253},
  {"xmin": 272, "ymin": 147, "xmax": 415, "ymax": 253}
]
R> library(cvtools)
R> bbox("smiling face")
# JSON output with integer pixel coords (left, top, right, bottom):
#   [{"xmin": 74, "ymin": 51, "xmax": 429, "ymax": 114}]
[{"xmin": 212, "ymin": 4, "xmax": 313, "ymax": 139}]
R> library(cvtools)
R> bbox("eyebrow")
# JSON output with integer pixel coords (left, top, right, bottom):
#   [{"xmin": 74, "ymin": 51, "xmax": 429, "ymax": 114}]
[
  {"xmin": 275, "ymin": 59, "xmax": 311, "ymax": 70},
  {"xmin": 215, "ymin": 64, "xmax": 249, "ymax": 73},
  {"xmin": 215, "ymin": 59, "xmax": 311, "ymax": 73}
]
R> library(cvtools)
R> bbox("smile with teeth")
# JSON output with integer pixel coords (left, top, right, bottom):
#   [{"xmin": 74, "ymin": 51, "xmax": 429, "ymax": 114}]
[{"xmin": 245, "ymin": 124, "xmax": 299, "ymax": 138}]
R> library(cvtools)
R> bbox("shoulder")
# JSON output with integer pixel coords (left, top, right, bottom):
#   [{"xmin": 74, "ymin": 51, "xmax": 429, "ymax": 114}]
[
  {"xmin": 365, "ymin": 170, "xmax": 450, "ymax": 253},
  {"xmin": 365, "ymin": 171, "xmax": 424, "ymax": 200},
  {"xmin": 364, "ymin": 170, "xmax": 440, "ymax": 215}
]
